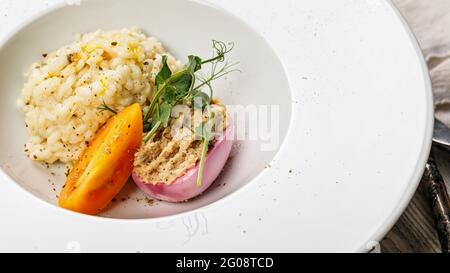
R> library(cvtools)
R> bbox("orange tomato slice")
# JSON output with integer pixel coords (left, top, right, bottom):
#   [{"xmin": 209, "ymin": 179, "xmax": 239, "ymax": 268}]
[{"xmin": 59, "ymin": 103, "xmax": 143, "ymax": 215}]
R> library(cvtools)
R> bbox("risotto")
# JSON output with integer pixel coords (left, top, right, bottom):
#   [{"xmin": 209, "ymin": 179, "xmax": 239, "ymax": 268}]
[{"xmin": 18, "ymin": 28, "xmax": 180, "ymax": 164}]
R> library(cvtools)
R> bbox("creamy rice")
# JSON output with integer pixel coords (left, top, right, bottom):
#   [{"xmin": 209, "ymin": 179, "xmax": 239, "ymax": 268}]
[{"xmin": 19, "ymin": 28, "xmax": 180, "ymax": 164}]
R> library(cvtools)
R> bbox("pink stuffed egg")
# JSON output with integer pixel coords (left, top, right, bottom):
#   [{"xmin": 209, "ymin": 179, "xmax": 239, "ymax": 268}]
[{"xmin": 132, "ymin": 122, "xmax": 234, "ymax": 202}]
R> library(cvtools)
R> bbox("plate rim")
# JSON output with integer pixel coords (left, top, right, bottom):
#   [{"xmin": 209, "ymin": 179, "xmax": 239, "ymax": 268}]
[
  {"xmin": 0, "ymin": 0, "xmax": 435, "ymax": 252},
  {"xmin": 354, "ymin": 0, "xmax": 434, "ymax": 252}
]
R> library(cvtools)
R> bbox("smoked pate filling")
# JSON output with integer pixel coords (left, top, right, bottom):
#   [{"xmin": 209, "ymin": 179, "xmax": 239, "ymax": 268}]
[{"xmin": 133, "ymin": 103, "xmax": 229, "ymax": 184}]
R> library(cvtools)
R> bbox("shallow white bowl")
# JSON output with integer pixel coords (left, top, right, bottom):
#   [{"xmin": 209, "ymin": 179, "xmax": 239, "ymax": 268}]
[
  {"xmin": 0, "ymin": 0, "xmax": 292, "ymax": 219},
  {"xmin": 0, "ymin": 0, "xmax": 433, "ymax": 252}
]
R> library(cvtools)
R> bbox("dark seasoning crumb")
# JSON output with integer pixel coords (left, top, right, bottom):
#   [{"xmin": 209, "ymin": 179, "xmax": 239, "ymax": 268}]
[
  {"xmin": 67, "ymin": 53, "xmax": 74, "ymax": 63},
  {"xmin": 145, "ymin": 198, "xmax": 155, "ymax": 206},
  {"xmin": 48, "ymin": 178, "xmax": 57, "ymax": 193}
]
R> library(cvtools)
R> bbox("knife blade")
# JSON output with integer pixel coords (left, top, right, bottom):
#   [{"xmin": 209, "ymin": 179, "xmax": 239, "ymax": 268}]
[{"xmin": 433, "ymin": 119, "xmax": 450, "ymax": 149}]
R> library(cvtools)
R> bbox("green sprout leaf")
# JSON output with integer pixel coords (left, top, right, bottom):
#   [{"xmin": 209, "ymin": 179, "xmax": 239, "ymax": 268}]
[
  {"xmin": 187, "ymin": 55, "xmax": 202, "ymax": 72},
  {"xmin": 166, "ymin": 72, "xmax": 195, "ymax": 102},
  {"xmin": 155, "ymin": 55, "xmax": 172, "ymax": 88},
  {"xmin": 159, "ymin": 102, "xmax": 172, "ymax": 128}
]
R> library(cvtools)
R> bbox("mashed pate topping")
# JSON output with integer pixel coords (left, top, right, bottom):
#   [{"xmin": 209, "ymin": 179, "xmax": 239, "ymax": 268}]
[{"xmin": 133, "ymin": 103, "xmax": 229, "ymax": 184}]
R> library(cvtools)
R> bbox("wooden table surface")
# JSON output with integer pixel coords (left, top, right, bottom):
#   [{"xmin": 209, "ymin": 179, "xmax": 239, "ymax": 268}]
[
  {"xmin": 381, "ymin": 181, "xmax": 441, "ymax": 253},
  {"xmin": 381, "ymin": 146, "xmax": 450, "ymax": 253}
]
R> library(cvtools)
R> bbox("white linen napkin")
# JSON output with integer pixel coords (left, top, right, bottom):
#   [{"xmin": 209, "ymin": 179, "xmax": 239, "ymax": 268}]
[
  {"xmin": 394, "ymin": 0, "xmax": 450, "ymax": 188},
  {"xmin": 394, "ymin": 0, "xmax": 450, "ymax": 110}
]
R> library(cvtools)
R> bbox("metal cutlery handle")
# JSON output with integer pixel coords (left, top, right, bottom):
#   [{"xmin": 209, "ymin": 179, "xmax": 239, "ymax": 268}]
[
  {"xmin": 433, "ymin": 119, "xmax": 450, "ymax": 150},
  {"xmin": 423, "ymin": 153, "xmax": 450, "ymax": 253}
]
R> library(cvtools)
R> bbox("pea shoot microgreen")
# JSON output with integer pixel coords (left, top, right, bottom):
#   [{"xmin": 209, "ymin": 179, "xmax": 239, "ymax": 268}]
[
  {"xmin": 144, "ymin": 40, "xmax": 238, "ymax": 186},
  {"xmin": 97, "ymin": 40, "xmax": 238, "ymax": 187},
  {"xmin": 143, "ymin": 40, "xmax": 238, "ymax": 141}
]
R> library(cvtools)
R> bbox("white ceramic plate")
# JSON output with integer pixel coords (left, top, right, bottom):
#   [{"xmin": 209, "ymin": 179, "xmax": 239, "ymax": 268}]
[{"xmin": 0, "ymin": 0, "xmax": 433, "ymax": 252}]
